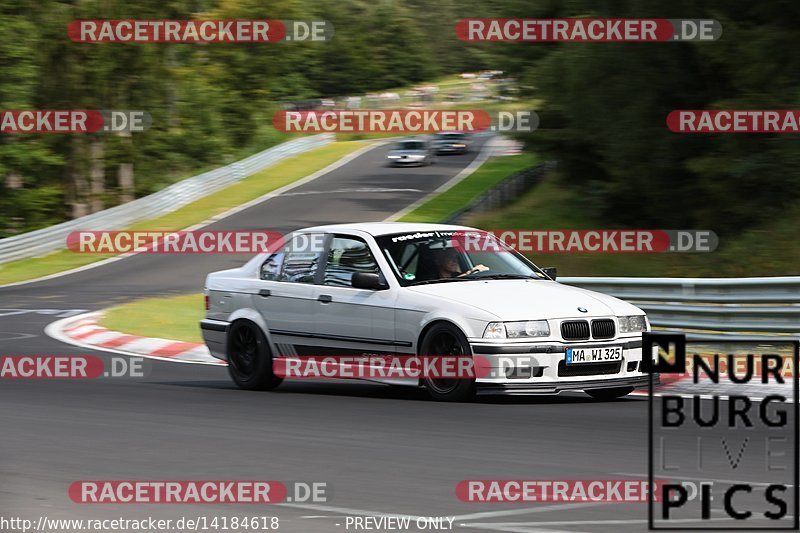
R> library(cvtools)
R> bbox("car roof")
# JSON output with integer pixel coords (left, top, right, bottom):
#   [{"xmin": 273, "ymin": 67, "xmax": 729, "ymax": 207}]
[{"xmin": 300, "ymin": 222, "xmax": 476, "ymax": 237}]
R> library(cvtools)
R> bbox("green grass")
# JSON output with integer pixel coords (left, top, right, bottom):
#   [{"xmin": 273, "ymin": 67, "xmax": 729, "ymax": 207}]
[
  {"xmin": 468, "ymin": 172, "xmax": 800, "ymax": 277},
  {"xmin": 399, "ymin": 153, "xmax": 539, "ymax": 223},
  {"xmin": 0, "ymin": 141, "xmax": 363, "ymax": 285},
  {"xmin": 101, "ymin": 294, "xmax": 204, "ymax": 344}
]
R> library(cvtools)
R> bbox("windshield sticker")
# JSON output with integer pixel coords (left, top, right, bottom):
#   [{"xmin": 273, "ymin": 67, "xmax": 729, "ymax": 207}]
[{"xmin": 390, "ymin": 230, "xmax": 457, "ymax": 243}]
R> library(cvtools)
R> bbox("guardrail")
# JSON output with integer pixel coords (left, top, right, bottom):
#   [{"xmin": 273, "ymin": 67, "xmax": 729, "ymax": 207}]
[
  {"xmin": 443, "ymin": 161, "xmax": 557, "ymax": 224},
  {"xmin": 560, "ymin": 276, "xmax": 800, "ymax": 340},
  {"xmin": 0, "ymin": 134, "xmax": 333, "ymax": 264}
]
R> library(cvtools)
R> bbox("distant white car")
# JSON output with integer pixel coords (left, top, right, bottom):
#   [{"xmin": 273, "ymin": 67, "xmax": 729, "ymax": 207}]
[
  {"xmin": 387, "ymin": 139, "xmax": 436, "ymax": 166},
  {"xmin": 201, "ymin": 223, "xmax": 655, "ymax": 401}
]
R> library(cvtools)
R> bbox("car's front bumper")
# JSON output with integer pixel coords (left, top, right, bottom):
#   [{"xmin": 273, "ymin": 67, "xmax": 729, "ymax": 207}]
[
  {"xmin": 389, "ymin": 158, "xmax": 426, "ymax": 165},
  {"xmin": 469, "ymin": 336, "xmax": 658, "ymax": 394},
  {"xmin": 477, "ymin": 375, "xmax": 654, "ymax": 395},
  {"xmin": 435, "ymin": 145, "xmax": 467, "ymax": 154}
]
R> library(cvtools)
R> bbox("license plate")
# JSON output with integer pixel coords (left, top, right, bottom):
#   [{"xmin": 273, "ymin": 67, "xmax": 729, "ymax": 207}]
[{"xmin": 566, "ymin": 346, "xmax": 622, "ymax": 364}]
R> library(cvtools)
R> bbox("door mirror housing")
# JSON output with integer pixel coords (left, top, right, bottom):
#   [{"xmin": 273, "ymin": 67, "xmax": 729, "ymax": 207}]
[
  {"xmin": 351, "ymin": 272, "xmax": 389, "ymax": 290},
  {"xmin": 542, "ymin": 267, "xmax": 557, "ymax": 280}
]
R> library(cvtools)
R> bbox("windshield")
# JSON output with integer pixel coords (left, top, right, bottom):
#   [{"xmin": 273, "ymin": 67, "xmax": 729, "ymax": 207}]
[
  {"xmin": 376, "ymin": 230, "xmax": 547, "ymax": 286},
  {"xmin": 396, "ymin": 140, "xmax": 426, "ymax": 151}
]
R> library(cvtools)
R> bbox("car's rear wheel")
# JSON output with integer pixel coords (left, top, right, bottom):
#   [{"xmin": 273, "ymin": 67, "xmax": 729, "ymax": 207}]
[
  {"xmin": 585, "ymin": 386, "xmax": 634, "ymax": 400},
  {"xmin": 420, "ymin": 323, "xmax": 475, "ymax": 402},
  {"xmin": 227, "ymin": 321, "xmax": 282, "ymax": 391}
]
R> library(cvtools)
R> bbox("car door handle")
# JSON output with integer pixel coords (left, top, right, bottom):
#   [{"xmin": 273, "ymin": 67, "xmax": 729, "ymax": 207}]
[
  {"xmin": 318, "ymin": 294, "xmax": 332, "ymax": 303},
  {"xmin": 258, "ymin": 289, "xmax": 271, "ymax": 297}
]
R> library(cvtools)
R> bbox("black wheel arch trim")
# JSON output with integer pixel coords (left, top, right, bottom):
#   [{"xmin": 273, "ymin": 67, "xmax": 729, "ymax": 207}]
[{"xmin": 200, "ymin": 319, "xmax": 229, "ymax": 332}]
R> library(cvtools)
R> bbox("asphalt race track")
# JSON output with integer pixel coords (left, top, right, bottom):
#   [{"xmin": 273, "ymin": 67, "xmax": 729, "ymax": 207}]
[{"xmin": 1, "ymin": 138, "xmax": 793, "ymax": 532}]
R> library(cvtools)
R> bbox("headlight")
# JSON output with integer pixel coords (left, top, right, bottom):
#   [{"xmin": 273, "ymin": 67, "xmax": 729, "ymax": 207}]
[
  {"xmin": 483, "ymin": 320, "xmax": 550, "ymax": 339},
  {"xmin": 619, "ymin": 315, "xmax": 648, "ymax": 333}
]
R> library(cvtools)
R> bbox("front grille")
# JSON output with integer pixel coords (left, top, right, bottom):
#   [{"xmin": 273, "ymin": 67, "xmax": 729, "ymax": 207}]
[
  {"xmin": 591, "ymin": 319, "xmax": 615, "ymax": 339},
  {"xmin": 558, "ymin": 360, "xmax": 622, "ymax": 377},
  {"xmin": 561, "ymin": 320, "xmax": 590, "ymax": 341}
]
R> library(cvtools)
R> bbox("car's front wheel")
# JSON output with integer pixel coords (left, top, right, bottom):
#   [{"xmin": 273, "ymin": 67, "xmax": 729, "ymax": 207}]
[
  {"xmin": 420, "ymin": 323, "xmax": 476, "ymax": 402},
  {"xmin": 227, "ymin": 320, "xmax": 283, "ymax": 391},
  {"xmin": 585, "ymin": 386, "xmax": 634, "ymax": 400}
]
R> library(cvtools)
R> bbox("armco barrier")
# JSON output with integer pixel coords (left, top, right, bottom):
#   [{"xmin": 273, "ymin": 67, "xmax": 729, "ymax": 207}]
[
  {"xmin": 0, "ymin": 134, "xmax": 333, "ymax": 264},
  {"xmin": 560, "ymin": 276, "xmax": 800, "ymax": 339}
]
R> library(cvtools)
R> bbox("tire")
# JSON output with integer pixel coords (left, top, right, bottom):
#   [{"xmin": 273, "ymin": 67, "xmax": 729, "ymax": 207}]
[
  {"xmin": 585, "ymin": 386, "xmax": 634, "ymax": 400},
  {"xmin": 227, "ymin": 320, "xmax": 283, "ymax": 391},
  {"xmin": 419, "ymin": 323, "xmax": 476, "ymax": 402}
]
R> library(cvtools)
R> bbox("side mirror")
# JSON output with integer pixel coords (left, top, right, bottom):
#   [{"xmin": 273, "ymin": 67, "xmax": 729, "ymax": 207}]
[
  {"xmin": 542, "ymin": 267, "xmax": 557, "ymax": 280},
  {"xmin": 352, "ymin": 272, "xmax": 389, "ymax": 290}
]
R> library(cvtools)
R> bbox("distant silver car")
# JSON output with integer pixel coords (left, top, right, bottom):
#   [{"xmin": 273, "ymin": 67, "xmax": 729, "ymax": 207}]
[
  {"xmin": 201, "ymin": 222, "xmax": 656, "ymax": 401},
  {"xmin": 387, "ymin": 139, "xmax": 436, "ymax": 166}
]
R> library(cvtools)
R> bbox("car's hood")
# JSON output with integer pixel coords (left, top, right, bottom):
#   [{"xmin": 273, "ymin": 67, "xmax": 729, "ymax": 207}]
[{"xmin": 406, "ymin": 279, "xmax": 643, "ymax": 320}]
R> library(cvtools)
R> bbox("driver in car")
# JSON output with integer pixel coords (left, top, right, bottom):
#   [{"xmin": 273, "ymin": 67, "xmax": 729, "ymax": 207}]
[{"xmin": 436, "ymin": 248, "xmax": 489, "ymax": 279}]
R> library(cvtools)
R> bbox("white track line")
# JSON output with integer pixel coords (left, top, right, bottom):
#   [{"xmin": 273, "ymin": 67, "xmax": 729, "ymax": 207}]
[
  {"xmin": 464, "ymin": 516, "xmax": 754, "ymax": 527},
  {"xmin": 280, "ymin": 500, "xmax": 593, "ymax": 533},
  {"xmin": 613, "ymin": 471, "xmax": 795, "ymax": 488},
  {"xmin": 452, "ymin": 501, "xmax": 608, "ymax": 521}
]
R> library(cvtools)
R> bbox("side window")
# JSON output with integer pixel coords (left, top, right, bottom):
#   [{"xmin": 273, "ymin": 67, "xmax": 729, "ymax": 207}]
[
  {"xmin": 275, "ymin": 233, "xmax": 325, "ymax": 284},
  {"xmin": 324, "ymin": 236, "xmax": 380, "ymax": 287},
  {"xmin": 260, "ymin": 252, "xmax": 285, "ymax": 280}
]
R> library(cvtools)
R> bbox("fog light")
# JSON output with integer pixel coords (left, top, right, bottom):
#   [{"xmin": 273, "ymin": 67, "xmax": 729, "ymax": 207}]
[{"xmin": 627, "ymin": 361, "xmax": 638, "ymax": 372}]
